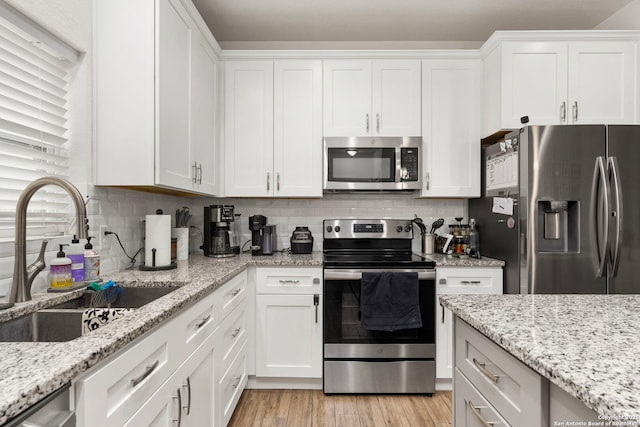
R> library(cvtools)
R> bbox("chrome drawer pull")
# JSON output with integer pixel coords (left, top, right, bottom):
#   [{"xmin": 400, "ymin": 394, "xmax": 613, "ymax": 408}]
[
  {"xmin": 231, "ymin": 327, "xmax": 242, "ymax": 338},
  {"xmin": 185, "ymin": 377, "xmax": 192, "ymax": 415},
  {"xmin": 232, "ymin": 376, "xmax": 242, "ymax": 389},
  {"xmin": 473, "ymin": 358, "xmax": 499, "ymax": 383},
  {"xmin": 467, "ymin": 400, "xmax": 495, "ymax": 426},
  {"xmin": 173, "ymin": 388, "xmax": 183, "ymax": 427},
  {"xmin": 231, "ymin": 288, "xmax": 241, "ymax": 296},
  {"xmin": 461, "ymin": 280, "xmax": 482, "ymax": 284},
  {"xmin": 196, "ymin": 315, "xmax": 211, "ymax": 328},
  {"xmin": 279, "ymin": 279, "xmax": 300, "ymax": 284},
  {"xmin": 131, "ymin": 359, "xmax": 159, "ymax": 387}
]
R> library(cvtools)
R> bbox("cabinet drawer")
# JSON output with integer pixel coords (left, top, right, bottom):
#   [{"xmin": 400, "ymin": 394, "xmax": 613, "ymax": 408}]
[
  {"xmin": 454, "ymin": 368, "xmax": 510, "ymax": 427},
  {"xmin": 437, "ymin": 267, "xmax": 503, "ymax": 295},
  {"xmin": 219, "ymin": 271, "xmax": 247, "ymax": 319},
  {"xmin": 75, "ymin": 325, "xmax": 175, "ymax": 427},
  {"xmin": 176, "ymin": 290, "xmax": 219, "ymax": 360},
  {"xmin": 455, "ymin": 318, "xmax": 548, "ymax": 427},
  {"xmin": 256, "ymin": 267, "xmax": 322, "ymax": 294},
  {"xmin": 219, "ymin": 343, "xmax": 247, "ymax": 427},
  {"xmin": 219, "ymin": 304, "xmax": 247, "ymax": 375}
]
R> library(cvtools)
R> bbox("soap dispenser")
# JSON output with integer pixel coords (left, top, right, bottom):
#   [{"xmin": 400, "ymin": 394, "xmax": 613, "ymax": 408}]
[
  {"xmin": 49, "ymin": 244, "xmax": 72, "ymax": 290},
  {"xmin": 84, "ymin": 237, "xmax": 100, "ymax": 282},
  {"xmin": 68, "ymin": 235, "xmax": 85, "ymax": 284}
]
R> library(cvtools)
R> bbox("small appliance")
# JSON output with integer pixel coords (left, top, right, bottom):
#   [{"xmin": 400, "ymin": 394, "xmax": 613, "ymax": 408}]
[
  {"xmin": 249, "ymin": 215, "xmax": 277, "ymax": 256},
  {"xmin": 323, "ymin": 136, "xmax": 421, "ymax": 192},
  {"xmin": 290, "ymin": 227, "xmax": 314, "ymax": 254},
  {"xmin": 202, "ymin": 205, "xmax": 236, "ymax": 258}
]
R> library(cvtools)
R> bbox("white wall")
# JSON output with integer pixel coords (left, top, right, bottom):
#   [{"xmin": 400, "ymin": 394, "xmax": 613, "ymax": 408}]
[
  {"xmin": 0, "ymin": 1, "xmax": 465, "ymax": 299},
  {"xmin": 595, "ymin": 0, "xmax": 640, "ymax": 29}
]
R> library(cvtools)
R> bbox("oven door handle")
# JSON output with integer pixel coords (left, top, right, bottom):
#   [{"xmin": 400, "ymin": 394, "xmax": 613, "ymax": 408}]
[{"xmin": 323, "ymin": 269, "xmax": 435, "ymax": 281}]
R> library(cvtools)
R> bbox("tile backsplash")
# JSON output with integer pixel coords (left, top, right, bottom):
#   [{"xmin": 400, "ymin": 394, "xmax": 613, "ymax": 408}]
[{"xmin": 0, "ymin": 188, "xmax": 466, "ymax": 298}]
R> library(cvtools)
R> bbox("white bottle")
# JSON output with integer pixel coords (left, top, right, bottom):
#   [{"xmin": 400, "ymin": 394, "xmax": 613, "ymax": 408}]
[
  {"xmin": 68, "ymin": 234, "xmax": 85, "ymax": 284},
  {"xmin": 84, "ymin": 237, "xmax": 100, "ymax": 282},
  {"xmin": 50, "ymin": 244, "xmax": 72, "ymax": 289}
]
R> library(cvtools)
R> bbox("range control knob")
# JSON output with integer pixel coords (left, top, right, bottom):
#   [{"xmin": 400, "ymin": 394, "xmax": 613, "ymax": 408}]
[
  {"xmin": 334, "ymin": 226, "xmax": 341, "ymax": 232},
  {"xmin": 404, "ymin": 225, "xmax": 411, "ymax": 232},
  {"xmin": 326, "ymin": 226, "xmax": 332, "ymax": 233},
  {"xmin": 396, "ymin": 226, "xmax": 403, "ymax": 232}
]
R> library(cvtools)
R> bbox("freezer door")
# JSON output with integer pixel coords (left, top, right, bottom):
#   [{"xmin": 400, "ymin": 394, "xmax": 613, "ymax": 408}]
[
  {"xmin": 521, "ymin": 125, "xmax": 607, "ymax": 293},
  {"xmin": 606, "ymin": 126, "xmax": 640, "ymax": 294}
]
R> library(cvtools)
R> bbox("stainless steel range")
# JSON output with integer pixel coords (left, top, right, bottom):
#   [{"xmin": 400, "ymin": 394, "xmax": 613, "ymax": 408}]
[{"xmin": 323, "ymin": 219, "xmax": 436, "ymax": 394}]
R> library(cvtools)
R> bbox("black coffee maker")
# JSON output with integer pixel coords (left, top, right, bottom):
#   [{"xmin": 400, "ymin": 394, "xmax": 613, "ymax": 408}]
[
  {"xmin": 249, "ymin": 215, "xmax": 277, "ymax": 256},
  {"xmin": 202, "ymin": 205, "xmax": 237, "ymax": 258}
]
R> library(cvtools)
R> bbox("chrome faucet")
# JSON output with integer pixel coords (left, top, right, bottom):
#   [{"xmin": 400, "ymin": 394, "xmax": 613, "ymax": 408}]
[{"xmin": 10, "ymin": 177, "xmax": 88, "ymax": 303}]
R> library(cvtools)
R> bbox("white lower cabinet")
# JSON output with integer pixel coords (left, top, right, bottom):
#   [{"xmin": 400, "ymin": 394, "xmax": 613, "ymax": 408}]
[
  {"xmin": 255, "ymin": 268, "xmax": 323, "ymax": 378},
  {"xmin": 436, "ymin": 267, "xmax": 503, "ymax": 383},
  {"xmin": 74, "ymin": 271, "xmax": 248, "ymax": 427}
]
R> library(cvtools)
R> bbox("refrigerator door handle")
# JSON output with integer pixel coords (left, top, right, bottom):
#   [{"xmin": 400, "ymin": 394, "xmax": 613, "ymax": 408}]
[
  {"xmin": 590, "ymin": 157, "xmax": 610, "ymax": 278},
  {"xmin": 608, "ymin": 156, "xmax": 623, "ymax": 277}
]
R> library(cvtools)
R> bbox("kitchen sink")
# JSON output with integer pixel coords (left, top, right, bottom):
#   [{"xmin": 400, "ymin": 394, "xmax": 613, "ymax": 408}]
[
  {"xmin": 0, "ymin": 310, "xmax": 83, "ymax": 342},
  {"xmin": 47, "ymin": 286, "xmax": 180, "ymax": 310}
]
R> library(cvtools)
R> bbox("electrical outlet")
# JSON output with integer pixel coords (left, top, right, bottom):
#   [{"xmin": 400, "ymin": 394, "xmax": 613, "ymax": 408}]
[{"xmin": 99, "ymin": 225, "xmax": 111, "ymax": 250}]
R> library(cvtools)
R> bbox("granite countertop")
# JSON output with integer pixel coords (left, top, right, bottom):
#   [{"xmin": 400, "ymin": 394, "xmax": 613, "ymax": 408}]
[
  {"xmin": 426, "ymin": 253, "xmax": 505, "ymax": 267},
  {"xmin": 440, "ymin": 294, "xmax": 640, "ymax": 419},
  {"xmin": 0, "ymin": 252, "xmax": 322, "ymax": 426}
]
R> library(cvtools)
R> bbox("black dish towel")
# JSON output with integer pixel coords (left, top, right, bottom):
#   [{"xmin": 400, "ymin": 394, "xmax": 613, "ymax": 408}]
[{"xmin": 361, "ymin": 272, "xmax": 422, "ymax": 331}]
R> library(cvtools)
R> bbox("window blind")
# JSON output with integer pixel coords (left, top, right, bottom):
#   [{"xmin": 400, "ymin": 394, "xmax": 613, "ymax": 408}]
[{"xmin": 0, "ymin": 3, "xmax": 79, "ymax": 241}]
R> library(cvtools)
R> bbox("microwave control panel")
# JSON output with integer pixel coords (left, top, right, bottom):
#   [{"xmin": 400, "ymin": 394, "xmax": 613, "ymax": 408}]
[{"xmin": 401, "ymin": 148, "xmax": 419, "ymax": 181}]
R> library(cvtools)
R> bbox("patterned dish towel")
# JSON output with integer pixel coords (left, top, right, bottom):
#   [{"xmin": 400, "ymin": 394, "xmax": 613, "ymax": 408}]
[{"xmin": 82, "ymin": 308, "xmax": 133, "ymax": 335}]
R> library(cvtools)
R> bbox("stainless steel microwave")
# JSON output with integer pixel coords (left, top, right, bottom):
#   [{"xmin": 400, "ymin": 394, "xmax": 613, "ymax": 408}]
[{"xmin": 323, "ymin": 137, "xmax": 422, "ymax": 192}]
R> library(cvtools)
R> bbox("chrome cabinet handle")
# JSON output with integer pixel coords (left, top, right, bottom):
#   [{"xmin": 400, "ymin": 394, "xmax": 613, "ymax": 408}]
[
  {"xmin": 560, "ymin": 101, "xmax": 566, "ymax": 123},
  {"xmin": 196, "ymin": 315, "xmax": 211, "ymax": 329},
  {"xmin": 425, "ymin": 172, "xmax": 430, "ymax": 191},
  {"xmin": 185, "ymin": 377, "xmax": 192, "ymax": 415},
  {"xmin": 460, "ymin": 280, "xmax": 481, "ymax": 284},
  {"xmin": 314, "ymin": 294, "xmax": 319, "ymax": 323},
  {"xmin": 473, "ymin": 358, "xmax": 499, "ymax": 383},
  {"xmin": 231, "ymin": 288, "xmax": 241, "ymax": 296},
  {"xmin": 376, "ymin": 113, "xmax": 380, "ymax": 133},
  {"xmin": 232, "ymin": 376, "xmax": 242, "ymax": 389},
  {"xmin": 366, "ymin": 113, "xmax": 369, "ymax": 133},
  {"xmin": 276, "ymin": 172, "xmax": 280, "ymax": 191},
  {"xmin": 174, "ymin": 388, "xmax": 183, "ymax": 427},
  {"xmin": 467, "ymin": 400, "xmax": 495, "ymax": 426},
  {"xmin": 232, "ymin": 327, "xmax": 242, "ymax": 338},
  {"xmin": 266, "ymin": 172, "xmax": 270, "ymax": 191},
  {"xmin": 131, "ymin": 359, "xmax": 159, "ymax": 387},
  {"xmin": 197, "ymin": 163, "xmax": 202, "ymax": 184},
  {"xmin": 572, "ymin": 101, "xmax": 578, "ymax": 122},
  {"xmin": 279, "ymin": 279, "xmax": 300, "ymax": 284},
  {"xmin": 441, "ymin": 304, "xmax": 445, "ymax": 323},
  {"xmin": 192, "ymin": 162, "xmax": 197, "ymax": 183}
]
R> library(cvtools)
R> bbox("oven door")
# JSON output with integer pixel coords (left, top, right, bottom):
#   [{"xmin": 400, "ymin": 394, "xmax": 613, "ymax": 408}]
[{"xmin": 323, "ymin": 268, "xmax": 435, "ymax": 359}]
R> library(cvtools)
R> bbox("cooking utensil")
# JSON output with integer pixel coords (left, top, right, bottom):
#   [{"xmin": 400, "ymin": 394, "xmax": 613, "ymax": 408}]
[
  {"xmin": 412, "ymin": 215, "xmax": 427, "ymax": 234},
  {"xmin": 430, "ymin": 218, "xmax": 444, "ymax": 234},
  {"xmin": 175, "ymin": 207, "xmax": 190, "ymax": 228}
]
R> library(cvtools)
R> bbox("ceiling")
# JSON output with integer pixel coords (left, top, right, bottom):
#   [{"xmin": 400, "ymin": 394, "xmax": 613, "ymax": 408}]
[{"xmin": 192, "ymin": 0, "xmax": 634, "ymax": 49}]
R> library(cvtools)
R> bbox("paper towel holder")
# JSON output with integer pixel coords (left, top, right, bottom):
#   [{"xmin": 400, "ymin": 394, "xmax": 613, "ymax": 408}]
[{"xmin": 140, "ymin": 210, "xmax": 178, "ymax": 271}]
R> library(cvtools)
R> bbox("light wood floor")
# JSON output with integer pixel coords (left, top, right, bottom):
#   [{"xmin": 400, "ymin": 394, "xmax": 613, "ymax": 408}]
[{"xmin": 228, "ymin": 389, "xmax": 452, "ymax": 427}]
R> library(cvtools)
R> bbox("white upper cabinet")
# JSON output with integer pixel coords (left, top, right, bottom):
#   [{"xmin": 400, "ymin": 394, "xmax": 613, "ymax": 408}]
[
  {"xmin": 94, "ymin": 0, "xmax": 220, "ymax": 195},
  {"xmin": 225, "ymin": 60, "xmax": 322, "ymax": 197},
  {"xmin": 323, "ymin": 60, "xmax": 421, "ymax": 136},
  {"xmin": 420, "ymin": 59, "xmax": 481, "ymax": 198},
  {"xmin": 483, "ymin": 36, "xmax": 637, "ymax": 136}
]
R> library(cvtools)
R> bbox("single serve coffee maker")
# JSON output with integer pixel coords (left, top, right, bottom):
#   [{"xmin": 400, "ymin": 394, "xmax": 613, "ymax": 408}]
[
  {"xmin": 249, "ymin": 214, "xmax": 277, "ymax": 256},
  {"xmin": 202, "ymin": 205, "xmax": 237, "ymax": 258}
]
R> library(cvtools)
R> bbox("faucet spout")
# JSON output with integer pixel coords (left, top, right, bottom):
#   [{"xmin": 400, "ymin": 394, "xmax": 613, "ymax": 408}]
[{"xmin": 10, "ymin": 177, "xmax": 88, "ymax": 303}]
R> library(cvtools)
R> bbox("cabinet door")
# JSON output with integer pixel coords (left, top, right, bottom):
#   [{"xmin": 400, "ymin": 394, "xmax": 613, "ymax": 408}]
[
  {"xmin": 255, "ymin": 294, "xmax": 322, "ymax": 378},
  {"xmin": 190, "ymin": 32, "xmax": 219, "ymax": 195},
  {"xmin": 323, "ymin": 60, "xmax": 371, "ymax": 136},
  {"xmin": 373, "ymin": 60, "xmax": 422, "ymax": 136},
  {"xmin": 436, "ymin": 299, "xmax": 454, "ymax": 380},
  {"xmin": 568, "ymin": 41, "xmax": 636, "ymax": 124},
  {"xmin": 501, "ymin": 42, "xmax": 568, "ymax": 128},
  {"xmin": 180, "ymin": 332, "xmax": 217, "ymax": 427},
  {"xmin": 122, "ymin": 373, "xmax": 177, "ymax": 427},
  {"xmin": 225, "ymin": 61, "xmax": 274, "ymax": 196},
  {"xmin": 273, "ymin": 60, "xmax": 323, "ymax": 197},
  {"xmin": 421, "ymin": 59, "xmax": 481, "ymax": 197},
  {"xmin": 157, "ymin": 0, "xmax": 193, "ymax": 190}
]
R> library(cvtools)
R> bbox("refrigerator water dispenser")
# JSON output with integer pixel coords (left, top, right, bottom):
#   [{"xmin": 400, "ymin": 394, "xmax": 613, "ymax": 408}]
[{"xmin": 537, "ymin": 200, "xmax": 579, "ymax": 253}]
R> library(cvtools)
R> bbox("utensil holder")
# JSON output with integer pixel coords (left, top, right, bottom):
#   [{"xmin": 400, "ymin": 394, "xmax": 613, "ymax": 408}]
[{"xmin": 422, "ymin": 233, "xmax": 435, "ymax": 255}]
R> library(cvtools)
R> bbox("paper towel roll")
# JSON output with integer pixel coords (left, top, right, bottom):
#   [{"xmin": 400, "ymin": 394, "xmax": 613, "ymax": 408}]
[{"xmin": 145, "ymin": 214, "xmax": 171, "ymax": 267}]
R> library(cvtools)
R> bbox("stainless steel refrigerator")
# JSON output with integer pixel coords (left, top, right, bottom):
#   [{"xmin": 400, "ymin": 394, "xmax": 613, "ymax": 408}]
[{"xmin": 469, "ymin": 125, "xmax": 640, "ymax": 294}]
